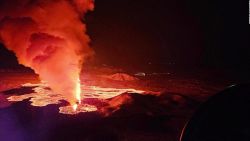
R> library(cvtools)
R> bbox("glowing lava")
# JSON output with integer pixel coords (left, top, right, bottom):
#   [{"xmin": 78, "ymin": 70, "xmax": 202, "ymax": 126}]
[
  {"xmin": 76, "ymin": 78, "xmax": 81, "ymax": 104},
  {"xmin": 6, "ymin": 82, "xmax": 145, "ymax": 115},
  {"xmin": 73, "ymin": 103, "xmax": 78, "ymax": 111},
  {"xmin": 60, "ymin": 104, "xmax": 97, "ymax": 115},
  {"xmin": 72, "ymin": 78, "xmax": 81, "ymax": 111}
]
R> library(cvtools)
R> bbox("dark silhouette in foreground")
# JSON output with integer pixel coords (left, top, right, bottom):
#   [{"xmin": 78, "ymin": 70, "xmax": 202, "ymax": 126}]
[{"xmin": 181, "ymin": 83, "xmax": 250, "ymax": 141}]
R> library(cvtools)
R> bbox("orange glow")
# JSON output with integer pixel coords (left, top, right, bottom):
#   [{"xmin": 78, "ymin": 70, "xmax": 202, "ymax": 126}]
[
  {"xmin": 76, "ymin": 78, "xmax": 81, "ymax": 104},
  {"xmin": 72, "ymin": 103, "xmax": 78, "ymax": 111},
  {"xmin": 7, "ymin": 82, "xmax": 146, "ymax": 115},
  {"xmin": 72, "ymin": 78, "xmax": 81, "ymax": 111},
  {"xmin": 59, "ymin": 104, "xmax": 97, "ymax": 115},
  {"xmin": 0, "ymin": 0, "xmax": 94, "ymax": 106}
]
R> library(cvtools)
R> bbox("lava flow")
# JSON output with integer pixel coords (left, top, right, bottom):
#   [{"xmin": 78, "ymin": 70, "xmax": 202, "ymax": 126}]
[{"xmin": 7, "ymin": 82, "xmax": 145, "ymax": 115}]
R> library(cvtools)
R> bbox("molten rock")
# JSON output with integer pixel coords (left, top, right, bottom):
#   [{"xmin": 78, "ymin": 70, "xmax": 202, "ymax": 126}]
[{"xmin": 6, "ymin": 82, "xmax": 145, "ymax": 115}]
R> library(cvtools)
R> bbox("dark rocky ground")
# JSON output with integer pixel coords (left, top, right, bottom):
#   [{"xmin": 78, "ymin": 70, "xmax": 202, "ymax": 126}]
[{"xmin": 0, "ymin": 67, "xmax": 248, "ymax": 141}]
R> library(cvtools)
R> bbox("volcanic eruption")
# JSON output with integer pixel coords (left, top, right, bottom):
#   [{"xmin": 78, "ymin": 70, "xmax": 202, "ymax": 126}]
[{"xmin": 0, "ymin": 0, "xmax": 94, "ymax": 107}]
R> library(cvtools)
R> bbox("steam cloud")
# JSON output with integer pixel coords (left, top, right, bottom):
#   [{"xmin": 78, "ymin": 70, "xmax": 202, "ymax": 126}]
[{"xmin": 0, "ymin": 0, "xmax": 94, "ymax": 105}]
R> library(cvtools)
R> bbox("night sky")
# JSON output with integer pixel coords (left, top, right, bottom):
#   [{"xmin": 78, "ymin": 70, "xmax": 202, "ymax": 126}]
[{"xmin": 0, "ymin": 0, "xmax": 249, "ymax": 70}]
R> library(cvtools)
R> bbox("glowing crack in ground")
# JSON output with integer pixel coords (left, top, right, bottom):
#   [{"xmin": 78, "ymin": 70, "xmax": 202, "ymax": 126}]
[{"xmin": 7, "ymin": 82, "xmax": 145, "ymax": 115}]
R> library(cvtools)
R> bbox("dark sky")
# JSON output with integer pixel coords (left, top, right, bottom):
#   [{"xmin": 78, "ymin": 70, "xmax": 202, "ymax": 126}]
[{"xmin": 0, "ymin": 0, "xmax": 249, "ymax": 70}]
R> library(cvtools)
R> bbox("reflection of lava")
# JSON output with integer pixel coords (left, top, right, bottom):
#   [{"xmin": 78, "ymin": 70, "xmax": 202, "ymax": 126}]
[{"xmin": 7, "ymin": 82, "xmax": 145, "ymax": 115}]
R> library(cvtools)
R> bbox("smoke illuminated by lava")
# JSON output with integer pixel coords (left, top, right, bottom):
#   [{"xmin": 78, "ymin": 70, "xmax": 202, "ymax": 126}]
[{"xmin": 0, "ymin": 0, "xmax": 94, "ymax": 106}]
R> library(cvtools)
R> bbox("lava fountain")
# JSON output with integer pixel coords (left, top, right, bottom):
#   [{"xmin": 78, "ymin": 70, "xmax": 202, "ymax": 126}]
[
  {"xmin": 74, "ymin": 78, "xmax": 81, "ymax": 111},
  {"xmin": 0, "ymin": 0, "xmax": 94, "ymax": 107},
  {"xmin": 76, "ymin": 78, "xmax": 82, "ymax": 104}
]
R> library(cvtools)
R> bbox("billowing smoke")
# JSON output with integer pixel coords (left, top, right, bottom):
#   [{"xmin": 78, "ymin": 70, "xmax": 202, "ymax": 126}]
[{"xmin": 0, "ymin": 0, "xmax": 94, "ymax": 105}]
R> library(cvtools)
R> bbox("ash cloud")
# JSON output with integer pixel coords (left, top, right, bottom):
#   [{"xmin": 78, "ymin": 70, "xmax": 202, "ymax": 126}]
[{"xmin": 0, "ymin": 0, "xmax": 94, "ymax": 105}]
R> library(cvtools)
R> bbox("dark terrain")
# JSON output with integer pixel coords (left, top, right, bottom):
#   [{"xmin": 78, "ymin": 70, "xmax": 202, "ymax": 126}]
[{"xmin": 0, "ymin": 67, "xmax": 247, "ymax": 141}]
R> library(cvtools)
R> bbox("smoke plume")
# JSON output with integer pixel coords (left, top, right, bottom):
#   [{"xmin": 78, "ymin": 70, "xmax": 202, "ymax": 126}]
[{"xmin": 0, "ymin": 0, "xmax": 94, "ymax": 105}]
